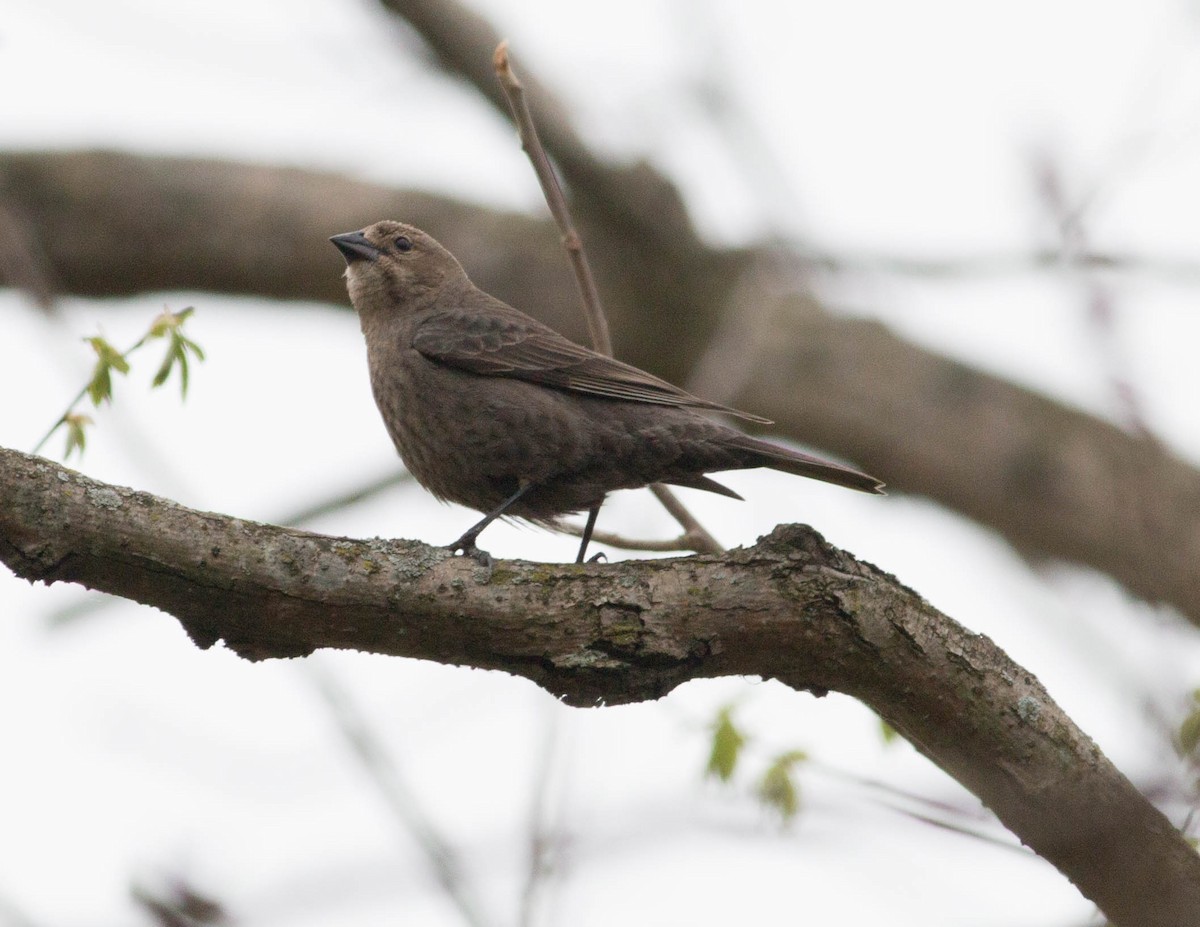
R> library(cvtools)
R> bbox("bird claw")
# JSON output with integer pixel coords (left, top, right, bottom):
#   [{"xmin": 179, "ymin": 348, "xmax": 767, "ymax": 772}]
[
  {"xmin": 447, "ymin": 536, "xmax": 495, "ymax": 574},
  {"xmin": 587, "ymin": 552, "xmax": 607, "ymax": 564}
]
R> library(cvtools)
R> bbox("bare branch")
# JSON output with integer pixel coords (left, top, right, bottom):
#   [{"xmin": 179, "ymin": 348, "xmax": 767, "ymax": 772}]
[
  {"xmin": 550, "ymin": 518, "xmax": 711, "ymax": 555},
  {"xmin": 646, "ymin": 484, "xmax": 722, "ymax": 554},
  {"xmin": 492, "ymin": 42, "xmax": 611, "ymax": 358},
  {"xmin": 280, "ymin": 471, "xmax": 413, "ymax": 528},
  {"xmin": 799, "ymin": 246, "xmax": 1200, "ymax": 282},
  {"xmin": 2, "ymin": 446, "xmax": 1199, "ymax": 926}
]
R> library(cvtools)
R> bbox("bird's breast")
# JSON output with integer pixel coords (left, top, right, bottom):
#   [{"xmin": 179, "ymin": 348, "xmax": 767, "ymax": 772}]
[{"xmin": 366, "ymin": 347, "xmax": 596, "ymax": 515}]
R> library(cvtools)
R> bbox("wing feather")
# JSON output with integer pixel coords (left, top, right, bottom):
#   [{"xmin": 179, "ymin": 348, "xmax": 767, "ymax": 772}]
[{"xmin": 412, "ymin": 307, "xmax": 771, "ymax": 424}]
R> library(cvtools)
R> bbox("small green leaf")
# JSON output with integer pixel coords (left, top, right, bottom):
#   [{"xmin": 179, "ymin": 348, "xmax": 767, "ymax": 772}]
[
  {"xmin": 180, "ymin": 333, "xmax": 205, "ymax": 361},
  {"xmin": 147, "ymin": 306, "xmax": 195, "ymax": 339},
  {"xmin": 151, "ymin": 342, "xmax": 177, "ymax": 388},
  {"xmin": 151, "ymin": 314, "xmax": 204, "ymax": 397},
  {"xmin": 175, "ymin": 346, "xmax": 190, "ymax": 395},
  {"xmin": 706, "ymin": 705, "xmax": 746, "ymax": 782},
  {"xmin": 880, "ymin": 718, "xmax": 899, "ymax": 745},
  {"xmin": 1180, "ymin": 710, "xmax": 1200, "ymax": 756},
  {"xmin": 84, "ymin": 336, "xmax": 130, "ymax": 405},
  {"xmin": 62, "ymin": 413, "xmax": 92, "ymax": 460},
  {"xmin": 176, "ymin": 337, "xmax": 198, "ymax": 395},
  {"xmin": 86, "ymin": 364, "xmax": 112, "ymax": 405},
  {"xmin": 86, "ymin": 336, "xmax": 130, "ymax": 374},
  {"xmin": 758, "ymin": 750, "xmax": 807, "ymax": 823}
]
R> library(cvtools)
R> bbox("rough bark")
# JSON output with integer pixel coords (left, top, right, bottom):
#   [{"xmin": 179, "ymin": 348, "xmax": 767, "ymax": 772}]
[
  {"xmin": 1, "ymin": 445, "xmax": 1197, "ymax": 927},
  {"xmin": 3, "ymin": 149, "xmax": 1199, "ymax": 627}
]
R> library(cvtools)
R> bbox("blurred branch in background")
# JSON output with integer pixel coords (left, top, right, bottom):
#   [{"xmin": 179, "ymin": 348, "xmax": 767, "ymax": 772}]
[
  {"xmin": 517, "ymin": 710, "xmax": 568, "ymax": 927},
  {"xmin": 307, "ymin": 664, "xmax": 493, "ymax": 927},
  {"xmin": 799, "ymin": 247, "xmax": 1200, "ymax": 282},
  {"xmin": 1031, "ymin": 148, "xmax": 1156, "ymax": 439},
  {"xmin": 131, "ymin": 877, "xmax": 232, "ymax": 927},
  {"xmin": 279, "ymin": 470, "xmax": 414, "ymax": 529},
  {"xmin": 0, "ymin": 198, "xmax": 59, "ymax": 314}
]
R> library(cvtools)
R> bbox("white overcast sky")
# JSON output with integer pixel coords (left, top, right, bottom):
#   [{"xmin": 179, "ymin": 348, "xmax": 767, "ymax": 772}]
[{"xmin": 3, "ymin": 1, "xmax": 1200, "ymax": 925}]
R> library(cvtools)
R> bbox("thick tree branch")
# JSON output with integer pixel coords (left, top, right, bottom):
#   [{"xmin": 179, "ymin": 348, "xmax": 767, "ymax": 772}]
[{"xmin": 2, "ymin": 446, "xmax": 1199, "ymax": 926}]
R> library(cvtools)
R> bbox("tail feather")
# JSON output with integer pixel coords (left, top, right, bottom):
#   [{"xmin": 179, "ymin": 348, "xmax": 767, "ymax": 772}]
[
  {"xmin": 726, "ymin": 434, "xmax": 885, "ymax": 495},
  {"xmin": 665, "ymin": 473, "xmax": 745, "ymax": 500}
]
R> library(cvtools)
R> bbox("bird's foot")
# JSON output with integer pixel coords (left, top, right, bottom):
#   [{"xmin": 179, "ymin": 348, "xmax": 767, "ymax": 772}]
[
  {"xmin": 587, "ymin": 552, "xmax": 607, "ymax": 564},
  {"xmin": 447, "ymin": 534, "xmax": 495, "ymax": 573}
]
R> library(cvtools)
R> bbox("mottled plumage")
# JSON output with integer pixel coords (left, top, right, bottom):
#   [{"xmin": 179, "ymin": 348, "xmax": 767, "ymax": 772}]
[{"xmin": 331, "ymin": 220, "xmax": 882, "ymax": 562}]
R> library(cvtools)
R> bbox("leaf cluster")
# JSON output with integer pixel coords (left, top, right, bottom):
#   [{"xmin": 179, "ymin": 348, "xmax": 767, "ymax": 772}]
[
  {"xmin": 34, "ymin": 307, "xmax": 205, "ymax": 459},
  {"xmin": 704, "ymin": 704, "xmax": 808, "ymax": 824}
]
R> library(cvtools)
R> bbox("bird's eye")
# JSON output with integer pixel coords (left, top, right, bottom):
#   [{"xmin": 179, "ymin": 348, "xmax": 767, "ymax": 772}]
[{"xmin": 394, "ymin": 236, "xmax": 413, "ymax": 253}]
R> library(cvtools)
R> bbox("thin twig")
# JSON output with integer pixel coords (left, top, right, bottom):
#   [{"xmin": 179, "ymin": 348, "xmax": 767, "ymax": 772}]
[
  {"xmin": 1032, "ymin": 151, "xmax": 1154, "ymax": 440},
  {"xmin": 130, "ymin": 877, "xmax": 231, "ymax": 927},
  {"xmin": 493, "ymin": 42, "xmax": 722, "ymax": 556},
  {"xmin": 870, "ymin": 801, "xmax": 1031, "ymax": 855},
  {"xmin": 647, "ymin": 485, "xmax": 721, "ymax": 553},
  {"xmin": 493, "ymin": 42, "xmax": 611, "ymax": 357},
  {"xmin": 549, "ymin": 519, "xmax": 713, "ymax": 555},
  {"xmin": 797, "ymin": 247, "xmax": 1200, "ymax": 282},
  {"xmin": 517, "ymin": 711, "xmax": 566, "ymax": 927},
  {"xmin": 280, "ymin": 470, "xmax": 413, "ymax": 527},
  {"xmin": 307, "ymin": 664, "xmax": 491, "ymax": 927}
]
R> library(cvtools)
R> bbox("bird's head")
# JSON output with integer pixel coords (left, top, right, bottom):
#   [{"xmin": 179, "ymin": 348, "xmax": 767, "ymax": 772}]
[{"xmin": 330, "ymin": 221, "xmax": 467, "ymax": 317}]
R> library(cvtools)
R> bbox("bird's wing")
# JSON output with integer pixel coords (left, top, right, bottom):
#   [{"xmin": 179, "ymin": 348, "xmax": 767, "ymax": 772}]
[{"xmin": 412, "ymin": 307, "xmax": 771, "ymax": 423}]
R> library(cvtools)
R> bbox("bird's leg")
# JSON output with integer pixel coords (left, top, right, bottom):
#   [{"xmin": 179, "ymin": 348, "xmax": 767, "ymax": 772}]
[
  {"xmin": 576, "ymin": 504, "xmax": 601, "ymax": 564},
  {"xmin": 448, "ymin": 483, "xmax": 535, "ymax": 567}
]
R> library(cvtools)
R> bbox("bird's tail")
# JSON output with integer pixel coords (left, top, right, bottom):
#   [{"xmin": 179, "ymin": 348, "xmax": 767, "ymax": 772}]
[{"xmin": 725, "ymin": 434, "xmax": 885, "ymax": 494}]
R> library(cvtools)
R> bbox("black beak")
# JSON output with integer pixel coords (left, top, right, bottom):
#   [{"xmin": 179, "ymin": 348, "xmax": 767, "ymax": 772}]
[{"xmin": 330, "ymin": 230, "xmax": 382, "ymax": 264}]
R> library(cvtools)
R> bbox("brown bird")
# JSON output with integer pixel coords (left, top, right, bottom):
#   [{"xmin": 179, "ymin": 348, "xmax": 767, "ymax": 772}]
[{"xmin": 331, "ymin": 221, "xmax": 882, "ymax": 564}]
